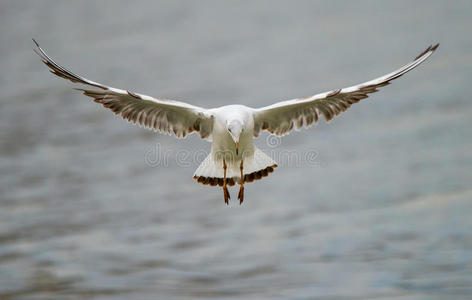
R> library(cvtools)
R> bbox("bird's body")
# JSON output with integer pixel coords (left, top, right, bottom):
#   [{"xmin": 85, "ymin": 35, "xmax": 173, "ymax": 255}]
[
  {"xmin": 211, "ymin": 105, "xmax": 254, "ymax": 157},
  {"xmin": 33, "ymin": 40, "xmax": 438, "ymax": 204},
  {"xmin": 194, "ymin": 105, "xmax": 277, "ymax": 203}
]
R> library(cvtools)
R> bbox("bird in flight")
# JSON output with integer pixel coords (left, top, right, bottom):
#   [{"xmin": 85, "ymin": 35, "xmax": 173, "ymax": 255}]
[{"xmin": 33, "ymin": 39, "xmax": 438, "ymax": 205}]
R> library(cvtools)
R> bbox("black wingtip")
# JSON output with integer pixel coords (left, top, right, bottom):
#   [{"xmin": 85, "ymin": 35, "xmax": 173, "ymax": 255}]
[
  {"xmin": 32, "ymin": 38, "xmax": 43, "ymax": 58},
  {"xmin": 414, "ymin": 43, "xmax": 440, "ymax": 60}
]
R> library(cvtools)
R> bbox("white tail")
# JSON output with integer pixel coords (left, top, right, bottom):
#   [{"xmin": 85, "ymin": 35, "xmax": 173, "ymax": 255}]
[{"xmin": 193, "ymin": 147, "xmax": 277, "ymax": 186}]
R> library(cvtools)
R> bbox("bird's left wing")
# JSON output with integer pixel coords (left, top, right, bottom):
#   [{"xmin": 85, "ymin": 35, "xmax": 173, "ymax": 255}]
[
  {"xmin": 33, "ymin": 39, "xmax": 213, "ymax": 139},
  {"xmin": 252, "ymin": 44, "xmax": 439, "ymax": 137}
]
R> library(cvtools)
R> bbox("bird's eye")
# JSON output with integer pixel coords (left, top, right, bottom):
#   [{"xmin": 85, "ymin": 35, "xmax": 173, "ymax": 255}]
[{"xmin": 228, "ymin": 128, "xmax": 232, "ymax": 133}]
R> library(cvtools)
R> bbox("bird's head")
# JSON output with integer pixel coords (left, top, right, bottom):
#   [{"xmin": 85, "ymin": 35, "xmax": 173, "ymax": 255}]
[{"xmin": 226, "ymin": 119, "xmax": 243, "ymax": 154}]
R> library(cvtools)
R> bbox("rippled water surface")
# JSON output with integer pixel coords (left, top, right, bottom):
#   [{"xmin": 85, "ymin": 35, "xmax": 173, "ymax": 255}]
[{"xmin": 1, "ymin": 1, "xmax": 472, "ymax": 299}]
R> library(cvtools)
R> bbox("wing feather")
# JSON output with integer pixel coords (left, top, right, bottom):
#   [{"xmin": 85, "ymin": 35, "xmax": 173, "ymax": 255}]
[
  {"xmin": 253, "ymin": 44, "xmax": 439, "ymax": 137},
  {"xmin": 33, "ymin": 39, "xmax": 213, "ymax": 139}
]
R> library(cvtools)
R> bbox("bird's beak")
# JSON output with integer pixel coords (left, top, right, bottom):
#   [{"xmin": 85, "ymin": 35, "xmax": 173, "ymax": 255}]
[{"xmin": 235, "ymin": 142, "xmax": 239, "ymax": 155}]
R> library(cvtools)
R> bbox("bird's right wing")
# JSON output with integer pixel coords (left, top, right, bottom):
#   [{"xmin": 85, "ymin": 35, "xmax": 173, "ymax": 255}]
[{"xmin": 33, "ymin": 39, "xmax": 213, "ymax": 139}]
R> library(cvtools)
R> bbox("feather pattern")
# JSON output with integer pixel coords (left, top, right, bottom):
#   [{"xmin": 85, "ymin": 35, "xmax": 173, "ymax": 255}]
[
  {"xmin": 253, "ymin": 44, "xmax": 439, "ymax": 137},
  {"xmin": 32, "ymin": 39, "xmax": 213, "ymax": 139},
  {"xmin": 33, "ymin": 39, "xmax": 439, "ymax": 197}
]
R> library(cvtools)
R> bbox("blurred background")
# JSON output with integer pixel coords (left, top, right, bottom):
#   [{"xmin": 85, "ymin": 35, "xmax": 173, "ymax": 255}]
[{"xmin": 1, "ymin": 1, "xmax": 471, "ymax": 299}]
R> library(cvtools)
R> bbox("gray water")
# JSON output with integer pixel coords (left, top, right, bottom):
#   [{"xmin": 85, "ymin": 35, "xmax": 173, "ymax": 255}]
[{"xmin": 1, "ymin": 1, "xmax": 472, "ymax": 299}]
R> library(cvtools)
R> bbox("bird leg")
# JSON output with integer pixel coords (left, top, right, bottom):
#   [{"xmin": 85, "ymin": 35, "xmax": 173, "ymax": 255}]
[
  {"xmin": 238, "ymin": 160, "xmax": 244, "ymax": 204},
  {"xmin": 223, "ymin": 159, "xmax": 230, "ymax": 205}
]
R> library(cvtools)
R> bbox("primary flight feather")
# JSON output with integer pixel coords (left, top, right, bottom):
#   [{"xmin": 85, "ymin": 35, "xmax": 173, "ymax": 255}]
[{"xmin": 33, "ymin": 39, "xmax": 438, "ymax": 204}]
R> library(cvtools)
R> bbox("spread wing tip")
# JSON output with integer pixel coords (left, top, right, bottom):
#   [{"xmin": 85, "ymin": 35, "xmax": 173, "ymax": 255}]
[
  {"xmin": 414, "ymin": 43, "xmax": 440, "ymax": 60},
  {"xmin": 32, "ymin": 39, "xmax": 108, "ymax": 90},
  {"xmin": 32, "ymin": 38, "xmax": 40, "ymax": 47}
]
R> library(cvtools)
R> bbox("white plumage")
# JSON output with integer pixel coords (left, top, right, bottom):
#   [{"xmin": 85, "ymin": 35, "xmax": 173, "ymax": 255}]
[{"xmin": 33, "ymin": 39, "xmax": 438, "ymax": 204}]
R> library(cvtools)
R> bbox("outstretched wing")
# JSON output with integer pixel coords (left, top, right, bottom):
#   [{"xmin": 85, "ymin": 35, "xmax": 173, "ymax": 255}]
[
  {"xmin": 33, "ymin": 39, "xmax": 213, "ymax": 139},
  {"xmin": 253, "ymin": 44, "xmax": 439, "ymax": 137}
]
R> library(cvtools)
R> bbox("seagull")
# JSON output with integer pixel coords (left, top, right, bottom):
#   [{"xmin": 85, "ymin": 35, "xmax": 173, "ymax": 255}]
[{"xmin": 33, "ymin": 39, "xmax": 438, "ymax": 205}]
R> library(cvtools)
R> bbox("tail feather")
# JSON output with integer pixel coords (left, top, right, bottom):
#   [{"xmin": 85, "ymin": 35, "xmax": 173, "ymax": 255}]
[{"xmin": 193, "ymin": 148, "xmax": 277, "ymax": 186}]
